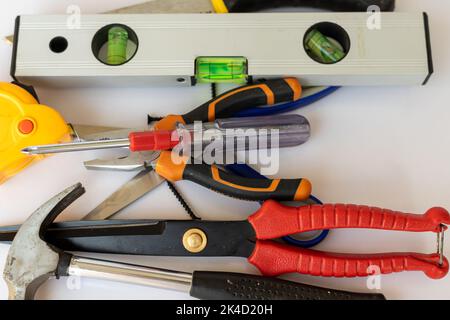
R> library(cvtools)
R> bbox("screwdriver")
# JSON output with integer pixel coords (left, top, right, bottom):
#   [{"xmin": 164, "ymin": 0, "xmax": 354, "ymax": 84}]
[{"xmin": 22, "ymin": 115, "xmax": 311, "ymax": 155}]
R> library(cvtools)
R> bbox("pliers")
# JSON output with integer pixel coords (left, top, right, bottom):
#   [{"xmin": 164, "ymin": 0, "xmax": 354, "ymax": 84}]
[
  {"xmin": 1, "ymin": 199, "xmax": 448, "ymax": 279},
  {"xmin": 81, "ymin": 78, "xmax": 313, "ymax": 221}
]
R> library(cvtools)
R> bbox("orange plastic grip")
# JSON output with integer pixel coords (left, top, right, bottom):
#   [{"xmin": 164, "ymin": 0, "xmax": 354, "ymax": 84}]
[
  {"xmin": 154, "ymin": 152, "xmax": 311, "ymax": 201},
  {"xmin": 153, "ymin": 78, "xmax": 301, "ymax": 131},
  {"xmin": 153, "ymin": 78, "xmax": 303, "ymax": 131}
]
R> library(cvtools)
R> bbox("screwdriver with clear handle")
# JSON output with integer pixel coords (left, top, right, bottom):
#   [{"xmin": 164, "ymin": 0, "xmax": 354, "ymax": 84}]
[{"xmin": 22, "ymin": 115, "xmax": 311, "ymax": 155}]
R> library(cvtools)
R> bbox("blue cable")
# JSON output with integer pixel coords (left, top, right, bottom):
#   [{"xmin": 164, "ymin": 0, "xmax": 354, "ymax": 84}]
[
  {"xmin": 235, "ymin": 86, "xmax": 340, "ymax": 117},
  {"xmin": 282, "ymin": 196, "xmax": 330, "ymax": 248}
]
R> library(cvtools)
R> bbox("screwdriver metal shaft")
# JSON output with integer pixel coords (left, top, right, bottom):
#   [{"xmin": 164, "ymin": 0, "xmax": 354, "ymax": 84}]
[{"xmin": 22, "ymin": 138, "xmax": 130, "ymax": 155}]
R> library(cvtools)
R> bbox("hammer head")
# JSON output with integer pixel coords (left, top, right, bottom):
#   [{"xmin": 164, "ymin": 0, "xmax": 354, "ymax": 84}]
[{"xmin": 3, "ymin": 183, "xmax": 85, "ymax": 300}]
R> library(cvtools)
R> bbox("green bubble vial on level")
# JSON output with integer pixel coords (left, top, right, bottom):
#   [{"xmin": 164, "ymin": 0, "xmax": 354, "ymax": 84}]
[
  {"xmin": 305, "ymin": 29, "xmax": 346, "ymax": 64},
  {"xmin": 196, "ymin": 57, "xmax": 248, "ymax": 84},
  {"xmin": 107, "ymin": 26, "xmax": 129, "ymax": 65}
]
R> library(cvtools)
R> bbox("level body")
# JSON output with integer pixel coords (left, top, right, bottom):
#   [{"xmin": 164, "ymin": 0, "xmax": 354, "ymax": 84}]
[{"xmin": 11, "ymin": 13, "xmax": 432, "ymax": 87}]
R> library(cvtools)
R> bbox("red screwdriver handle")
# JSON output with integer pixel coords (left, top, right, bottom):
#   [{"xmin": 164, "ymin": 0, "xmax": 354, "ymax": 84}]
[
  {"xmin": 248, "ymin": 241, "xmax": 449, "ymax": 279},
  {"xmin": 249, "ymin": 200, "xmax": 450, "ymax": 239},
  {"xmin": 129, "ymin": 131, "xmax": 180, "ymax": 152}
]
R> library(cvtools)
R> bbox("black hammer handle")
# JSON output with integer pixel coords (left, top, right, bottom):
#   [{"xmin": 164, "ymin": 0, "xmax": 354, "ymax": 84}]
[{"xmin": 190, "ymin": 271, "xmax": 386, "ymax": 300}]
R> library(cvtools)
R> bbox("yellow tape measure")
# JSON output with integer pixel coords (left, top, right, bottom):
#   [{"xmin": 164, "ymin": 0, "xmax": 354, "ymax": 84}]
[{"xmin": 0, "ymin": 83, "xmax": 71, "ymax": 184}]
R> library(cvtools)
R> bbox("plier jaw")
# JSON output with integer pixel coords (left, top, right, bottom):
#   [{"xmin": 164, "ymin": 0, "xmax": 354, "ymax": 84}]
[
  {"xmin": 69, "ymin": 124, "xmax": 146, "ymax": 142},
  {"xmin": 84, "ymin": 151, "xmax": 160, "ymax": 171}
]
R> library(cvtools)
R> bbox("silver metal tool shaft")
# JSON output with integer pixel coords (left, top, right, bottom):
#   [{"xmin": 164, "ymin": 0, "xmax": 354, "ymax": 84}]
[
  {"xmin": 82, "ymin": 168, "xmax": 165, "ymax": 220},
  {"xmin": 68, "ymin": 256, "xmax": 193, "ymax": 293},
  {"xmin": 22, "ymin": 138, "xmax": 130, "ymax": 155}
]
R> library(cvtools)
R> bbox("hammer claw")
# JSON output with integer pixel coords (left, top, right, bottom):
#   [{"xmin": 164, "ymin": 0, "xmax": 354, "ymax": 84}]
[
  {"xmin": 3, "ymin": 183, "xmax": 85, "ymax": 300},
  {"xmin": 39, "ymin": 183, "xmax": 85, "ymax": 239}
]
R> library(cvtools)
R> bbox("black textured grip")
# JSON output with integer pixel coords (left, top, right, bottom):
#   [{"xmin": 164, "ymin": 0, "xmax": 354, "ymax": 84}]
[
  {"xmin": 182, "ymin": 164, "xmax": 310, "ymax": 201},
  {"xmin": 190, "ymin": 271, "xmax": 386, "ymax": 300},
  {"xmin": 223, "ymin": 0, "xmax": 395, "ymax": 12},
  {"xmin": 182, "ymin": 78, "xmax": 300, "ymax": 123}
]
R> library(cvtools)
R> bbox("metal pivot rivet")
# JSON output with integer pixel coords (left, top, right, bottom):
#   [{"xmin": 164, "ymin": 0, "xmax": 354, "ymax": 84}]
[{"xmin": 182, "ymin": 228, "xmax": 207, "ymax": 253}]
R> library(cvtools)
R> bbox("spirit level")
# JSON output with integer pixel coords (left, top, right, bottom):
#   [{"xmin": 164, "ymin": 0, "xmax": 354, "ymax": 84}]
[{"xmin": 11, "ymin": 12, "xmax": 433, "ymax": 87}]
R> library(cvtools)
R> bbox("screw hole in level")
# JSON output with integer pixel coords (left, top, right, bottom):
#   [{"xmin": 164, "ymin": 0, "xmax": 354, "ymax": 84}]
[{"xmin": 49, "ymin": 36, "xmax": 68, "ymax": 53}]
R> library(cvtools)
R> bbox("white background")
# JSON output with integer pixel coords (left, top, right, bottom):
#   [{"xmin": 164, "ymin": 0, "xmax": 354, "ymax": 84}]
[{"xmin": 0, "ymin": 0, "xmax": 449, "ymax": 300}]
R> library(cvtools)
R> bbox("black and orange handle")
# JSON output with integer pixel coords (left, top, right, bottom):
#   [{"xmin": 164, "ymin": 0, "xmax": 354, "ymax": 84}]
[
  {"xmin": 154, "ymin": 151, "xmax": 311, "ymax": 201},
  {"xmin": 154, "ymin": 78, "xmax": 302, "ymax": 130},
  {"xmin": 213, "ymin": 0, "xmax": 395, "ymax": 13}
]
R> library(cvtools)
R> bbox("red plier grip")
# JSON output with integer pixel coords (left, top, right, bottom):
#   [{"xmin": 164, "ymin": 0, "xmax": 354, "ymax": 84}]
[
  {"xmin": 250, "ymin": 242, "xmax": 447, "ymax": 279},
  {"xmin": 247, "ymin": 201, "xmax": 450, "ymax": 279}
]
